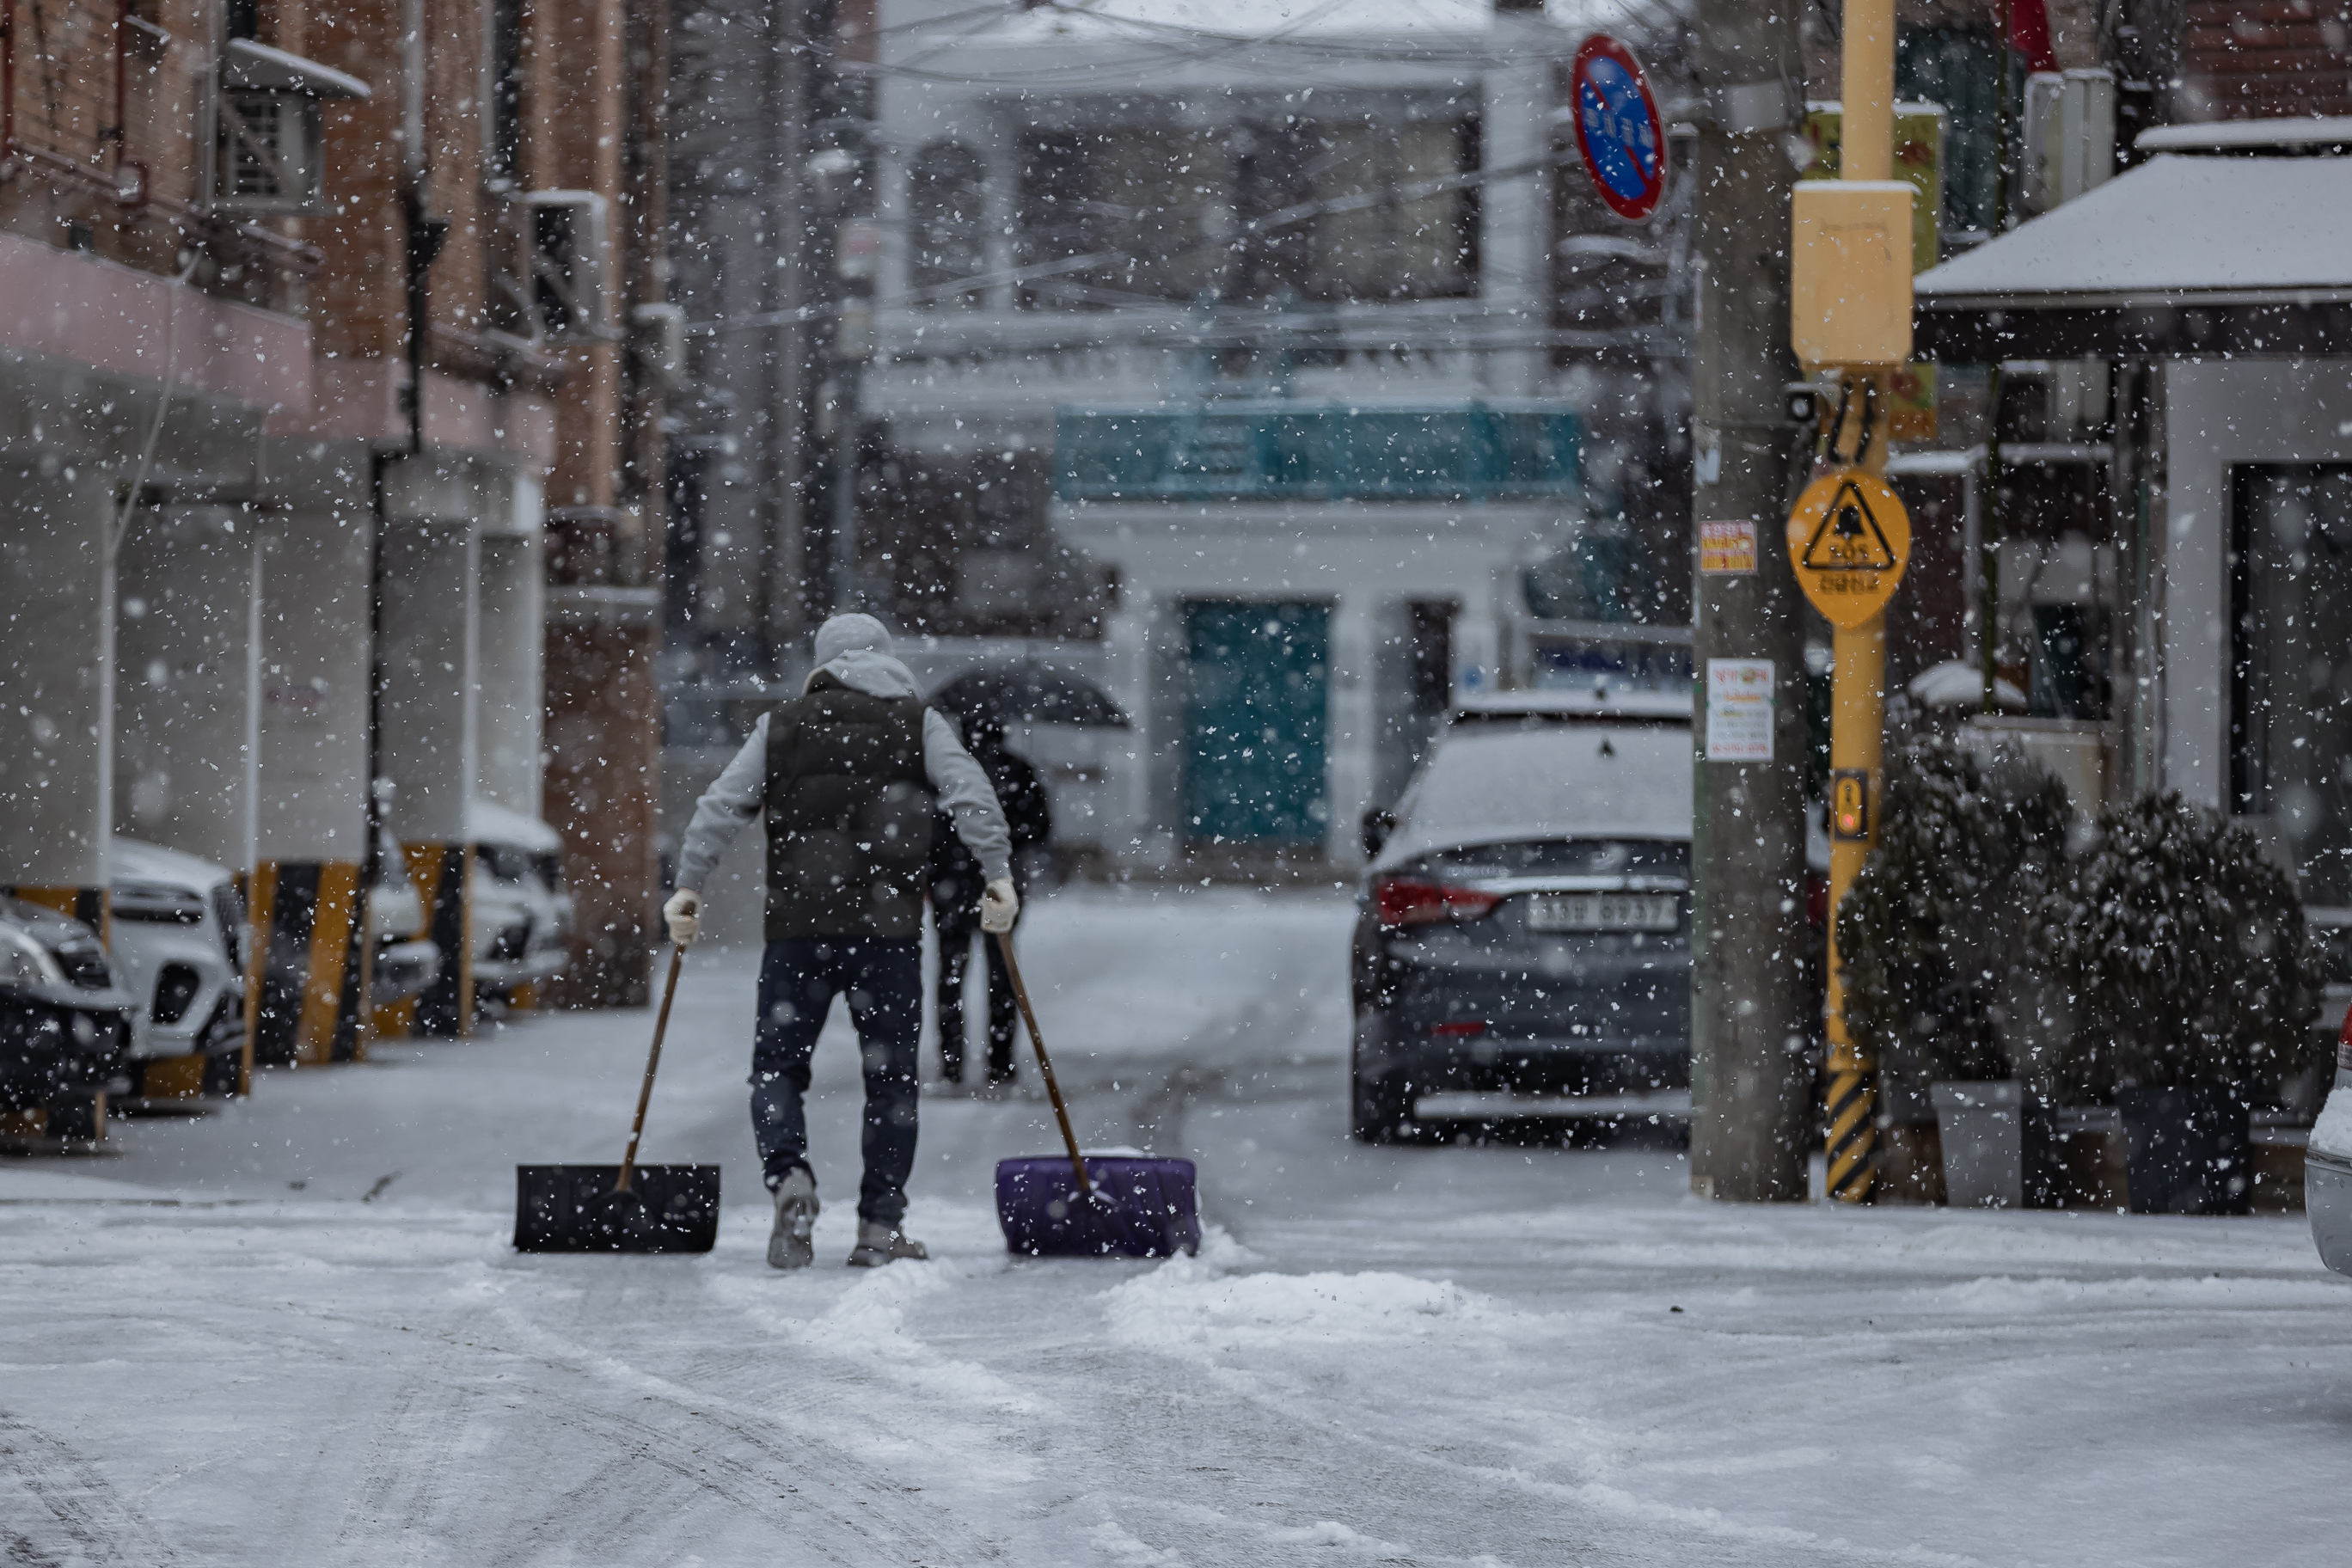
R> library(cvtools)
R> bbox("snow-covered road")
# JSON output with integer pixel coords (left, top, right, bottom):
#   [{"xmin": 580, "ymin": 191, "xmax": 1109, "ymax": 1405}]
[{"xmin": 4, "ymin": 886, "xmax": 2349, "ymax": 1566}]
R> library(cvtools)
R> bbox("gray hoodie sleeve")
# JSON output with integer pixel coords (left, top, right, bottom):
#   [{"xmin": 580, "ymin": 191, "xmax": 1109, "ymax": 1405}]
[
  {"xmin": 673, "ymin": 714, "xmax": 769, "ymax": 894},
  {"xmin": 923, "ymin": 708, "xmax": 1013, "ymax": 883}
]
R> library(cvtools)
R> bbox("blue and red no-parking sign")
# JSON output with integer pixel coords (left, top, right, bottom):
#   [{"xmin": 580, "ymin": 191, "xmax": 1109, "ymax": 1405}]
[{"xmin": 1570, "ymin": 34, "xmax": 1669, "ymax": 223}]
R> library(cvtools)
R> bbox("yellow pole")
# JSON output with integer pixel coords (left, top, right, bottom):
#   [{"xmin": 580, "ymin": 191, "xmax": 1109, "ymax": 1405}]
[
  {"xmin": 1842, "ymin": 0, "xmax": 1896, "ymax": 184},
  {"xmin": 1822, "ymin": 0, "xmax": 1898, "ymax": 1203}
]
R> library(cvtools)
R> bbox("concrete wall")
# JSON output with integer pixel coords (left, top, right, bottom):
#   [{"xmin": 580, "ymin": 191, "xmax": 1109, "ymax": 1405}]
[{"xmin": 1059, "ymin": 497, "xmax": 1548, "ymax": 868}]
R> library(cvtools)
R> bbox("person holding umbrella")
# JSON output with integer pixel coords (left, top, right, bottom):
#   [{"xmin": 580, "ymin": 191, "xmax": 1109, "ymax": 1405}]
[
  {"xmin": 930, "ymin": 712, "xmax": 1051, "ymax": 1088},
  {"xmin": 662, "ymin": 614, "xmax": 1017, "ymax": 1270}
]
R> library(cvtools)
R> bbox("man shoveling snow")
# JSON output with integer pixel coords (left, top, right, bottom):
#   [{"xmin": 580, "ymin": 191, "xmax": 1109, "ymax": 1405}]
[{"xmin": 665, "ymin": 614, "xmax": 1017, "ymax": 1269}]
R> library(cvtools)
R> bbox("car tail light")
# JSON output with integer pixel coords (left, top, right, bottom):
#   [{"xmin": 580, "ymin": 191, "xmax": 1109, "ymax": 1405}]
[
  {"xmin": 1375, "ymin": 879, "xmax": 1501, "ymax": 929},
  {"xmin": 1430, "ymin": 1020, "xmax": 1487, "ymax": 1038},
  {"xmin": 2337, "ymin": 999, "xmax": 2352, "ymax": 1075}
]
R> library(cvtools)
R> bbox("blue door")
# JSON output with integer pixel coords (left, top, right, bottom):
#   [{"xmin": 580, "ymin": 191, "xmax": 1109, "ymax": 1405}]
[{"xmin": 1183, "ymin": 602, "xmax": 1329, "ymax": 844}]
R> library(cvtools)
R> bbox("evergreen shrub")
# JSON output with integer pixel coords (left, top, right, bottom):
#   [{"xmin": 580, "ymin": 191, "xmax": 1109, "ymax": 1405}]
[
  {"xmin": 2052, "ymin": 792, "xmax": 2319, "ymax": 1097},
  {"xmin": 1836, "ymin": 737, "xmax": 2073, "ymax": 1098}
]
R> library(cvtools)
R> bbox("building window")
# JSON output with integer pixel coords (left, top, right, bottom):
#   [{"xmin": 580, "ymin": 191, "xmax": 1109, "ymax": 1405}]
[
  {"xmin": 2232, "ymin": 465, "xmax": 2352, "ymax": 904},
  {"xmin": 1016, "ymin": 105, "xmax": 1477, "ymax": 308},
  {"xmin": 488, "ymin": 0, "xmax": 524, "ymax": 186},
  {"xmin": 1896, "ymin": 24, "xmax": 2002, "ymax": 238},
  {"xmin": 907, "ymin": 142, "xmax": 988, "ymax": 302}
]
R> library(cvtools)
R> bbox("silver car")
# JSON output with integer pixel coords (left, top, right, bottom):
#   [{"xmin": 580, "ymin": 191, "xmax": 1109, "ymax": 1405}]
[
  {"xmin": 367, "ymin": 827, "xmax": 443, "ymax": 1010},
  {"xmin": 468, "ymin": 799, "xmax": 573, "ymax": 1006},
  {"xmin": 2307, "ymin": 1000, "xmax": 2352, "ymax": 1273},
  {"xmin": 108, "ymin": 838, "xmax": 247, "ymax": 1089}
]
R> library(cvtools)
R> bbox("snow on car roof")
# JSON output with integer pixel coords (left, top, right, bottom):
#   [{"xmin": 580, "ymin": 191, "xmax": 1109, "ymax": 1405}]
[
  {"xmin": 108, "ymin": 836, "xmax": 233, "ymax": 891},
  {"xmin": 466, "ymin": 799, "xmax": 563, "ymax": 854},
  {"xmin": 1375, "ymin": 718, "xmax": 1692, "ymax": 870}
]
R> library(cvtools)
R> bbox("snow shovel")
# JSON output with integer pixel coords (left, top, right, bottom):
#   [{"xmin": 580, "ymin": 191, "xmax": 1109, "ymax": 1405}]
[
  {"xmin": 514, "ymin": 945, "xmax": 720, "ymax": 1253},
  {"xmin": 991, "ymin": 934, "xmax": 1200, "ymax": 1259}
]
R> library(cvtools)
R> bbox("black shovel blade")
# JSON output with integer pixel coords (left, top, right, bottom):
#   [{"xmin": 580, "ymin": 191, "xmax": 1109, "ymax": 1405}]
[{"xmin": 514, "ymin": 1165, "xmax": 721, "ymax": 1253}]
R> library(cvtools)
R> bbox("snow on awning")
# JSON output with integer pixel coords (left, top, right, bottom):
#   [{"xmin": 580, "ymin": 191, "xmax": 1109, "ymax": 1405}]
[
  {"xmin": 1914, "ymin": 153, "xmax": 2352, "ymax": 360},
  {"xmin": 222, "ymin": 39, "xmax": 372, "ymax": 101}
]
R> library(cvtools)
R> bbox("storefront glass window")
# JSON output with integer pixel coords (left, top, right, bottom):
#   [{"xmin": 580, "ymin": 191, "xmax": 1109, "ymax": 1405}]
[{"xmin": 2232, "ymin": 465, "xmax": 2352, "ymax": 906}]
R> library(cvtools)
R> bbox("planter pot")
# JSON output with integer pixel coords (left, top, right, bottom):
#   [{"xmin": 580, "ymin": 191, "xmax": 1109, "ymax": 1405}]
[
  {"xmin": 1930, "ymin": 1081, "xmax": 2057, "ymax": 1209},
  {"xmin": 2116, "ymin": 1086, "xmax": 2251, "ymax": 1216}
]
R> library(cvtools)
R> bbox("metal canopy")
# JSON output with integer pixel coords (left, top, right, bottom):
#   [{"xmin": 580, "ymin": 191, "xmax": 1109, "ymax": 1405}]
[{"xmin": 1914, "ymin": 152, "xmax": 2352, "ymax": 359}]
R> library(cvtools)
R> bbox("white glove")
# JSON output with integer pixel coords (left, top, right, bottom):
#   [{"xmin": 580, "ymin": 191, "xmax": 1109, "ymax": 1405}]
[
  {"xmin": 979, "ymin": 877, "xmax": 1020, "ymax": 934},
  {"xmin": 663, "ymin": 888, "xmax": 701, "ymax": 946}
]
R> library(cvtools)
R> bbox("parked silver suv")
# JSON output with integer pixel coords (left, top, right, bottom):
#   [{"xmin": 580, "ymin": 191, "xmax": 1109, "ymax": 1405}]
[
  {"xmin": 108, "ymin": 838, "xmax": 247, "ymax": 1093},
  {"xmin": 468, "ymin": 799, "xmax": 573, "ymax": 1007}
]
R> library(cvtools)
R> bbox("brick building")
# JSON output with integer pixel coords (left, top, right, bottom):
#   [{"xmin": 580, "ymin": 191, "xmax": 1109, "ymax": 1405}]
[{"xmin": 1, "ymin": 0, "xmax": 669, "ymax": 1116}]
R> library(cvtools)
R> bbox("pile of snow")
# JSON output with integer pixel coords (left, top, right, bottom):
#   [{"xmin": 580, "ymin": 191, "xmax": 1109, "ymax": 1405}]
[{"xmin": 1104, "ymin": 1248, "xmax": 1498, "ymax": 1357}]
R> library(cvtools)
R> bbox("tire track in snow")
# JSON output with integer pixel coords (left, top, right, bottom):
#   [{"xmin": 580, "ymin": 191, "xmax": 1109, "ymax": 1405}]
[
  {"xmin": 472, "ymin": 1297, "xmax": 1010, "ymax": 1565},
  {"xmin": 319, "ymin": 1366, "xmax": 488, "ymax": 1565},
  {"xmin": 0, "ymin": 1408, "xmax": 181, "ymax": 1568}
]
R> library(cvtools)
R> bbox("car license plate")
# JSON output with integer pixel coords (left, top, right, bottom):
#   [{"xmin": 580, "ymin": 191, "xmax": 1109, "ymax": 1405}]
[{"xmin": 1523, "ymin": 892, "xmax": 1679, "ymax": 933}]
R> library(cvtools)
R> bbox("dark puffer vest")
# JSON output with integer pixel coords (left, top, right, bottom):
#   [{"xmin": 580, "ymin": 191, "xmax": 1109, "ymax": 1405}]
[{"xmin": 763, "ymin": 679, "xmax": 935, "ymax": 940}]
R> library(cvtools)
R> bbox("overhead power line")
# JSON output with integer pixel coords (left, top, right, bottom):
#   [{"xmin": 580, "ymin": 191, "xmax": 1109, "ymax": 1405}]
[{"xmin": 684, "ymin": 149, "xmax": 1587, "ymax": 339}]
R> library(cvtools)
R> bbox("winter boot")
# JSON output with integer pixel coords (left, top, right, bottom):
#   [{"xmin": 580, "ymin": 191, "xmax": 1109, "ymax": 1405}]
[
  {"xmin": 768, "ymin": 1167, "xmax": 818, "ymax": 1271},
  {"xmin": 846, "ymin": 1219, "xmax": 928, "ymax": 1268}
]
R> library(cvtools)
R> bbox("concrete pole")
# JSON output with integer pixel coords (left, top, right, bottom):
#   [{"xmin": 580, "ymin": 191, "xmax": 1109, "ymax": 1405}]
[
  {"xmin": 113, "ymin": 504, "xmax": 260, "ymax": 1097},
  {"xmin": 1480, "ymin": 9, "xmax": 1553, "ymax": 400},
  {"xmin": 476, "ymin": 501, "xmax": 547, "ymax": 816},
  {"xmin": 254, "ymin": 452, "xmax": 378, "ymax": 1069},
  {"xmin": 0, "ymin": 462, "xmax": 117, "ymax": 928},
  {"xmin": 114, "ymin": 505, "xmax": 259, "ymax": 870},
  {"xmin": 1687, "ymin": 0, "xmax": 1813, "ymax": 1203},
  {"xmin": 377, "ymin": 459, "xmax": 481, "ymax": 1039}
]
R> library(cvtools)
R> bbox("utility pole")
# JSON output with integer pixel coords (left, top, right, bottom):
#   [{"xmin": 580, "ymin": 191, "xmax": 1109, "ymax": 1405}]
[{"xmin": 1687, "ymin": 0, "xmax": 1812, "ymax": 1202}]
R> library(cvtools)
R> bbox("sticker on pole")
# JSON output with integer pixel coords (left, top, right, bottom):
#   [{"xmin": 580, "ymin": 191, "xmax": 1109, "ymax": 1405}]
[
  {"xmin": 1570, "ymin": 34, "xmax": 1669, "ymax": 222},
  {"xmin": 1699, "ymin": 520, "xmax": 1756, "ymax": 575},
  {"xmin": 1785, "ymin": 465, "xmax": 1911, "ymax": 628},
  {"xmin": 1706, "ymin": 658, "xmax": 1774, "ymax": 762}
]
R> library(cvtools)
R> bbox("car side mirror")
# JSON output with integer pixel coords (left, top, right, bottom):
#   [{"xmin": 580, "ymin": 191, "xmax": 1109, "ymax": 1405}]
[{"xmin": 1361, "ymin": 806, "xmax": 1396, "ymax": 859}]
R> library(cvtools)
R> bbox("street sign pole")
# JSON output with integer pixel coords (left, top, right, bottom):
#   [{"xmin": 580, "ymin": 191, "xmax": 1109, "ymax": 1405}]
[
  {"xmin": 1785, "ymin": 0, "xmax": 1912, "ymax": 1205},
  {"xmin": 1681, "ymin": 2, "xmax": 1812, "ymax": 1204}
]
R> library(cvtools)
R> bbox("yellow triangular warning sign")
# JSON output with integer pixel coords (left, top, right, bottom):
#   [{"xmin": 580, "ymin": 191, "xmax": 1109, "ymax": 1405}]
[{"xmin": 1800, "ymin": 478, "xmax": 1899, "ymax": 573}]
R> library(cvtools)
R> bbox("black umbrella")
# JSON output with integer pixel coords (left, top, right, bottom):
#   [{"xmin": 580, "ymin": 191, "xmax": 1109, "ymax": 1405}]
[{"xmin": 930, "ymin": 665, "xmax": 1130, "ymax": 731}]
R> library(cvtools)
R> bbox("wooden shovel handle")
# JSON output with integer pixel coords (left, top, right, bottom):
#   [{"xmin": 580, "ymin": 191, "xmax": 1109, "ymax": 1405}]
[
  {"xmin": 616, "ymin": 944, "xmax": 686, "ymax": 1193},
  {"xmin": 994, "ymin": 933, "xmax": 1090, "ymax": 1195}
]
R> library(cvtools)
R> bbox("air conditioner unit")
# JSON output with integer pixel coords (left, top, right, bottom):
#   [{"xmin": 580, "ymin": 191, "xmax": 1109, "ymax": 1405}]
[
  {"xmin": 212, "ymin": 40, "xmax": 371, "ymax": 216},
  {"xmin": 2019, "ymin": 69, "xmax": 2116, "ymax": 218}
]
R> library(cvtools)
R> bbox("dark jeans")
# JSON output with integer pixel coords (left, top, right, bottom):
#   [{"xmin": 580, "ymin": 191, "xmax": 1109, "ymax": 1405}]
[
  {"xmin": 936, "ymin": 908, "xmax": 1017, "ymax": 1084},
  {"xmin": 750, "ymin": 937, "xmax": 921, "ymax": 1225}
]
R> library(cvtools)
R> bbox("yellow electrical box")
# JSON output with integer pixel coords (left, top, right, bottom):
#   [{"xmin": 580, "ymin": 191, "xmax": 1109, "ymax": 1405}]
[{"xmin": 1789, "ymin": 181, "xmax": 1914, "ymax": 371}]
